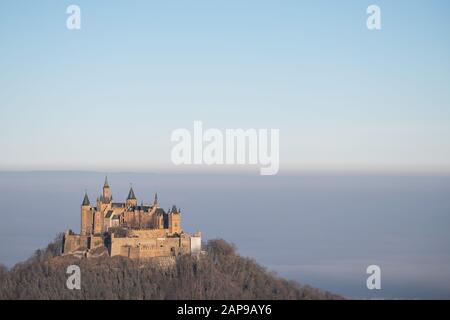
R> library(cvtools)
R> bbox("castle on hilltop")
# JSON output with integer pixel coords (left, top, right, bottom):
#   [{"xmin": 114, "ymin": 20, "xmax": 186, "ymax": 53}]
[{"xmin": 63, "ymin": 177, "xmax": 201, "ymax": 259}]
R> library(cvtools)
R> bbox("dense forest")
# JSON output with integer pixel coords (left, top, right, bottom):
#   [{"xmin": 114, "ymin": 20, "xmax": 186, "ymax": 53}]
[{"xmin": 0, "ymin": 235, "xmax": 341, "ymax": 300}]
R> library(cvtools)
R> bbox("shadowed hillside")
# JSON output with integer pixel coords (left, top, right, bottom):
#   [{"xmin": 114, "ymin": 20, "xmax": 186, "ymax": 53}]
[{"xmin": 0, "ymin": 235, "xmax": 341, "ymax": 300}]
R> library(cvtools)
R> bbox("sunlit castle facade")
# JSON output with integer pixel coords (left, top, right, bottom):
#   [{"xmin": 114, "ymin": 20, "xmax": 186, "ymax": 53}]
[{"xmin": 63, "ymin": 177, "xmax": 201, "ymax": 259}]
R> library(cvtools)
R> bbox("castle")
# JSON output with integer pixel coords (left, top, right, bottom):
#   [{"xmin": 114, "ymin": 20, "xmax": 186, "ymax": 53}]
[{"xmin": 63, "ymin": 177, "xmax": 202, "ymax": 259}]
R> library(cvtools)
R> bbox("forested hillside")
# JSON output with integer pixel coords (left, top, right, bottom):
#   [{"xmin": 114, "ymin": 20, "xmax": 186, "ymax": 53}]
[{"xmin": 0, "ymin": 236, "xmax": 341, "ymax": 300}]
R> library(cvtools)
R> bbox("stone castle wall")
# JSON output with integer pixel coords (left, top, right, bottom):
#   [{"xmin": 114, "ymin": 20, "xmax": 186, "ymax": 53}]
[
  {"xmin": 63, "ymin": 233, "xmax": 89, "ymax": 253},
  {"xmin": 129, "ymin": 229, "xmax": 167, "ymax": 239},
  {"xmin": 90, "ymin": 235, "xmax": 104, "ymax": 249},
  {"xmin": 109, "ymin": 232, "xmax": 199, "ymax": 259},
  {"xmin": 64, "ymin": 229, "xmax": 202, "ymax": 260}
]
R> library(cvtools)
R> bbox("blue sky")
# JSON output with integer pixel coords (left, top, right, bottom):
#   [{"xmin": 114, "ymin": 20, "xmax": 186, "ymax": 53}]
[{"xmin": 1, "ymin": 0, "xmax": 450, "ymax": 172}]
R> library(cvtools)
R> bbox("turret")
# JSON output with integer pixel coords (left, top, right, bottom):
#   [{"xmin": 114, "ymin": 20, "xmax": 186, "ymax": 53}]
[
  {"xmin": 81, "ymin": 192, "xmax": 93, "ymax": 235},
  {"xmin": 102, "ymin": 176, "xmax": 111, "ymax": 200},
  {"xmin": 82, "ymin": 192, "xmax": 90, "ymax": 206},
  {"xmin": 153, "ymin": 193, "xmax": 159, "ymax": 207},
  {"xmin": 126, "ymin": 185, "xmax": 137, "ymax": 207},
  {"xmin": 168, "ymin": 205, "xmax": 181, "ymax": 234}
]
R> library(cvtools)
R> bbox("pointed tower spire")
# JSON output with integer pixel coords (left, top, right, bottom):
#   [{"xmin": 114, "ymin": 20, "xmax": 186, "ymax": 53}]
[
  {"xmin": 102, "ymin": 176, "xmax": 111, "ymax": 201},
  {"xmin": 153, "ymin": 192, "xmax": 158, "ymax": 206},
  {"xmin": 126, "ymin": 183, "xmax": 137, "ymax": 207},
  {"xmin": 82, "ymin": 191, "xmax": 90, "ymax": 206},
  {"xmin": 127, "ymin": 185, "xmax": 136, "ymax": 200}
]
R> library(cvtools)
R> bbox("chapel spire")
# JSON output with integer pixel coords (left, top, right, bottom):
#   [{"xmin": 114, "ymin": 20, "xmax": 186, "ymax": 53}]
[
  {"xmin": 82, "ymin": 192, "xmax": 90, "ymax": 206},
  {"xmin": 127, "ymin": 186, "xmax": 136, "ymax": 200}
]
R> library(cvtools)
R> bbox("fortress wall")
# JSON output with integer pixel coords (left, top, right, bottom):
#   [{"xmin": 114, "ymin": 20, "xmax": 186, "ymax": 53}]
[
  {"xmin": 139, "ymin": 245, "xmax": 171, "ymax": 258},
  {"xmin": 130, "ymin": 229, "xmax": 167, "ymax": 238},
  {"xmin": 180, "ymin": 237, "xmax": 190, "ymax": 250},
  {"xmin": 110, "ymin": 237, "xmax": 141, "ymax": 256},
  {"xmin": 139, "ymin": 237, "xmax": 184, "ymax": 257},
  {"xmin": 118, "ymin": 245, "xmax": 140, "ymax": 259},
  {"xmin": 129, "ymin": 246, "xmax": 140, "ymax": 259},
  {"xmin": 90, "ymin": 236, "xmax": 104, "ymax": 249},
  {"xmin": 119, "ymin": 245, "xmax": 129, "ymax": 257},
  {"xmin": 109, "ymin": 230, "xmax": 199, "ymax": 258},
  {"xmin": 63, "ymin": 234, "xmax": 89, "ymax": 253}
]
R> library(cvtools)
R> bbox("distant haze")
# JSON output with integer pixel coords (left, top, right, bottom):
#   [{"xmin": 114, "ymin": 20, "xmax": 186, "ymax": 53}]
[
  {"xmin": 1, "ymin": 1, "xmax": 450, "ymax": 299},
  {"xmin": 0, "ymin": 171, "xmax": 449, "ymax": 299}
]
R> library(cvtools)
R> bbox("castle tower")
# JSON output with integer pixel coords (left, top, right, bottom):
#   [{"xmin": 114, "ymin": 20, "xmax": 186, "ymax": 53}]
[
  {"xmin": 81, "ymin": 192, "xmax": 93, "ymax": 235},
  {"xmin": 93, "ymin": 210, "xmax": 104, "ymax": 235},
  {"xmin": 102, "ymin": 176, "xmax": 111, "ymax": 200},
  {"xmin": 126, "ymin": 185, "xmax": 137, "ymax": 207},
  {"xmin": 168, "ymin": 205, "xmax": 181, "ymax": 234},
  {"xmin": 93, "ymin": 177, "xmax": 111, "ymax": 235},
  {"xmin": 156, "ymin": 211, "xmax": 165, "ymax": 229},
  {"xmin": 153, "ymin": 193, "xmax": 158, "ymax": 207}
]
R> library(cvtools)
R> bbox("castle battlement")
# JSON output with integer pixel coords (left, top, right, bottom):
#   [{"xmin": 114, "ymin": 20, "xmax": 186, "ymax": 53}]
[{"xmin": 63, "ymin": 177, "xmax": 201, "ymax": 259}]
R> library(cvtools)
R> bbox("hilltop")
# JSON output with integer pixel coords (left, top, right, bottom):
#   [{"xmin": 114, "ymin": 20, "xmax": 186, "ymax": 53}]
[{"xmin": 0, "ymin": 236, "xmax": 341, "ymax": 300}]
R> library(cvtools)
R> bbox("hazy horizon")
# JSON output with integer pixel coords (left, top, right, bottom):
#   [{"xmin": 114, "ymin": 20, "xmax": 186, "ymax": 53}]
[
  {"xmin": 1, "ymin": 170, "xmax": 449, "ymax": 299},
  {"xmin": 1, "ymin": 0, "xmax": 450, "ymax": 300}
]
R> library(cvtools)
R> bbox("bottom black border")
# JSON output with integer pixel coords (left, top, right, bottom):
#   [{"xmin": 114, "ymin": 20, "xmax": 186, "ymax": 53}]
[{"xmin": 1, "ymin": 300, "xmax": 449, "ymax": 318}]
